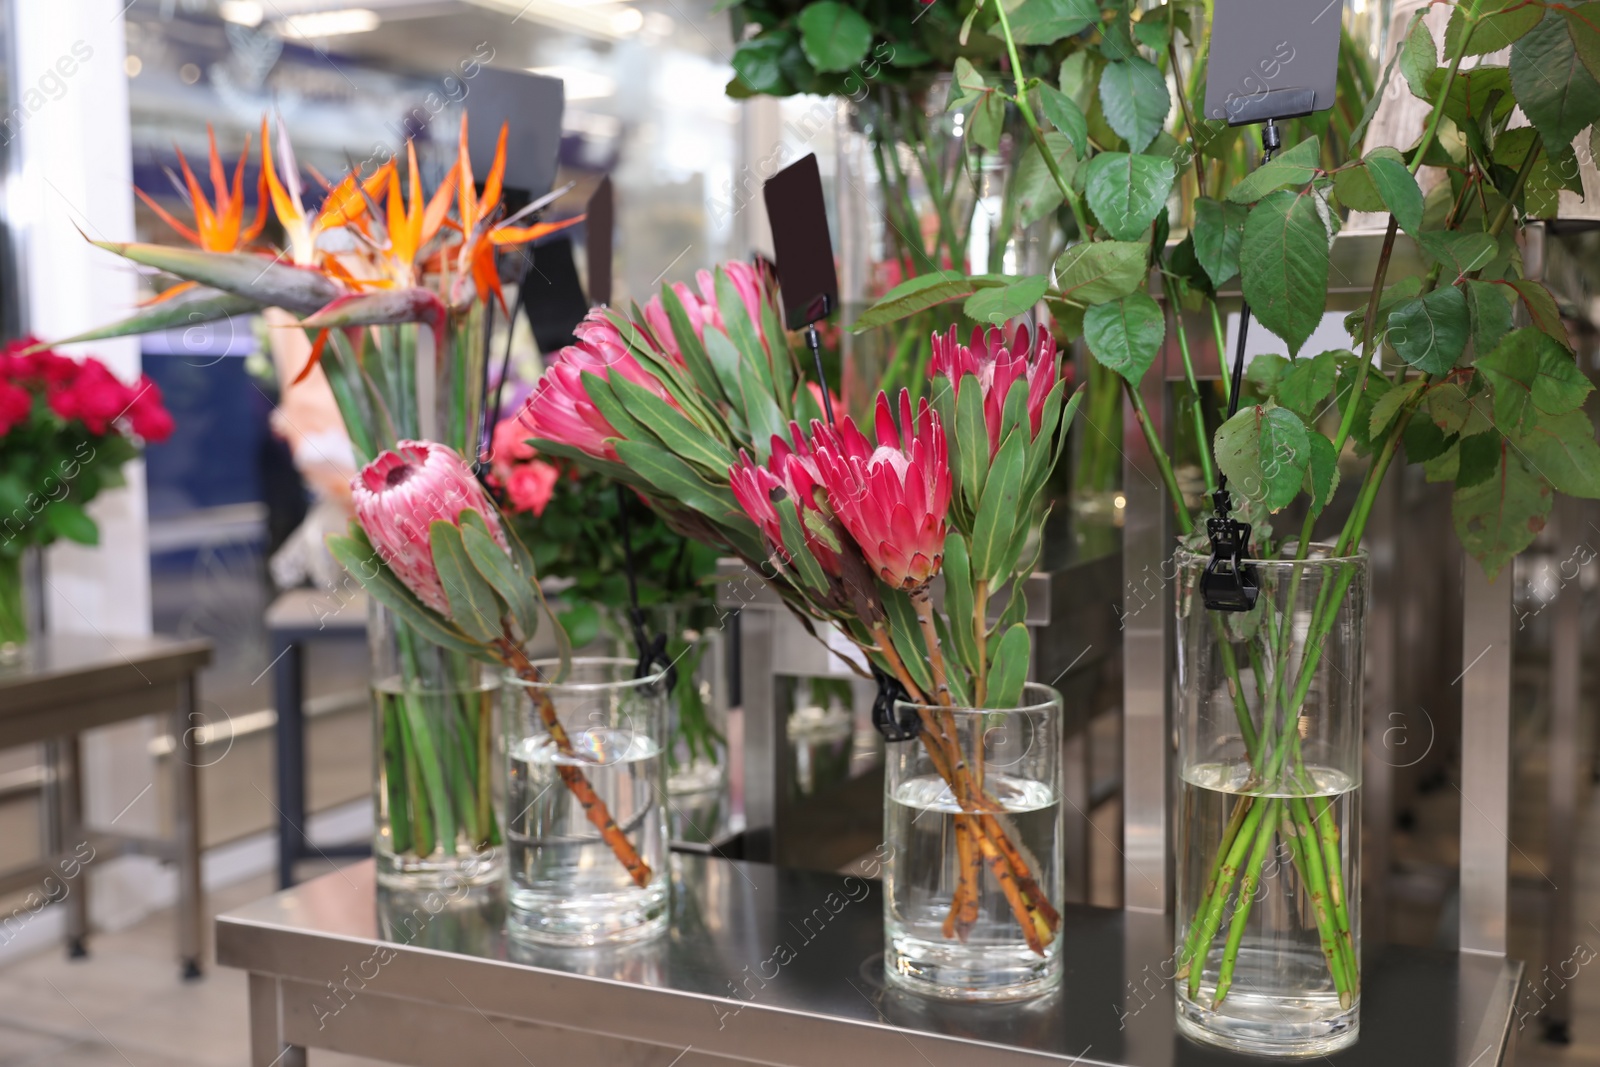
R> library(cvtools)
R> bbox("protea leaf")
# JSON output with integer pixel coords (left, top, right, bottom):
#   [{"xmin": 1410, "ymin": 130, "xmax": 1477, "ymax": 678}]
[{"xmin": 91, "ymin": 240, "xmax": 343, "ymax": 313}]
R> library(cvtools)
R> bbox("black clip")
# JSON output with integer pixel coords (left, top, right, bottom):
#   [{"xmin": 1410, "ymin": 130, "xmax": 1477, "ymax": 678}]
[
  {"xmin": 630, "ymin": 610, "xmax": 678, "ymax": 695},
  {"xmin": 1200, "ymin": 491, "xmax": 1260, "ymax": 613},
  {"xmin": 871, "ymin": 663, "xmax": 919, "ymax": 742}
]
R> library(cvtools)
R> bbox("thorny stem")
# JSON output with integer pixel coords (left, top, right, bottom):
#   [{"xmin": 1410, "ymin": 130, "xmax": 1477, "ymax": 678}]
[{"xmin": 992, "ymin": 0, "xmax": 1089, "ymax": 235}]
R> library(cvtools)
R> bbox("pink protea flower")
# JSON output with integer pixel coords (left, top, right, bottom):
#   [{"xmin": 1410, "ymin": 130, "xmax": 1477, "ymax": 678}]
[
  {"xmin": 351, "ymin": 440, "xmax": 507, "ymax": 615},
  {"xmin": 729, "ymin": 425, "xmax": 844, "ymax": 577},
  {"xmin": 928, "ymin": 324, "xmax": 1060, "ymax": 459},
  {"xmin": 521, "ymin": 309, "xmax": 678, "ymax": 461},
  {"xmin": 642, "ymin": 260, "xmax": 768, "ymax": 359},
  {"xmin": 811, "ymin": 390, "xmax": 951, "ymax": 591}
]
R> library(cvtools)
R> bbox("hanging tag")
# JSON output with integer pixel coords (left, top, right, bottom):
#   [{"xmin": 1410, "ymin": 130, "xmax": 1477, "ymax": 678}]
[{"xmin": 763, "ymin": 153, "xmax": 839, "ymax": 330}]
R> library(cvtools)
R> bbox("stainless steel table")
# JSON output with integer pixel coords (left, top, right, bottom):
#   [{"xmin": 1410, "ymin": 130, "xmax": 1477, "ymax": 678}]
[
  {"xmin": 0, "ymin": 632, "xmax": 212, "ymax": 977},
  {"xmin": 218, "ymin": 857, "xmax": 1523, "ymax": 1067}
]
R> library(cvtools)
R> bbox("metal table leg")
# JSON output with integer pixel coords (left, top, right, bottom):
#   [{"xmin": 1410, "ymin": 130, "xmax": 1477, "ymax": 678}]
[
  {"xmin": 1541, "ymin": 496, "xmax": 1584, "ymax": 1043},
  {"xmin": 273, "ymin": 636, "xmax": 306, "ymax": 889},
  {"xmin": 42, "ymin": 736, "xmax": 89, "ymax": 959},
  {"xmin": 173, "ymin": 672, "xmax": 205, "ymax": 980},
  {"xmin": 249, "ymin": 973, "xmax": 307, "ymax": 1067}
]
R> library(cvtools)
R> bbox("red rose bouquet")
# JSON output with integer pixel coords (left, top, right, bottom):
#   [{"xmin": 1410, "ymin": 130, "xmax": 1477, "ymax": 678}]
[{"xmin": 0, "ymin": 339, "xmax": 174, "ymax": 655}]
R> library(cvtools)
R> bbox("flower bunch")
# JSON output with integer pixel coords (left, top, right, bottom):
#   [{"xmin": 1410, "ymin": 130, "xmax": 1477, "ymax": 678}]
[
  {"xmin": 0, "ymin": 339, "xmax": 174, "ymax": 554},
  {"xmin": 329, "ymin": 440, "xmax": 654, "ymax": 887},
  {"xmin": 523, "ymin": 259, "xmax": 1081, "ymax": 953},
  {"xmin": 485, "ymin": 417, "xmax": 560, "ymax": 518}
]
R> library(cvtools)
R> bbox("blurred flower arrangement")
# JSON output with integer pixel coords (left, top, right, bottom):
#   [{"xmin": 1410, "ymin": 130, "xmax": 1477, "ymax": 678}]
[
  {"xmin": 0, "ymin": 340, "xmax": 174, "ymax": 658},
  {"xmin": 57, "ymin": 115, "xmax": 580, "ymax": 883}
]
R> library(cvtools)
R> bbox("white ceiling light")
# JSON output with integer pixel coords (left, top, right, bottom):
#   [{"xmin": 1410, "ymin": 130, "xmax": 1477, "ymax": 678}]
[
  {"xmin": 528, "ymin": 65, "xmax": 617, "ymax": 101},
  {"xmin": 277, "ymin": 8, "xmax": 382, "ymax": 38},
  {"xmin": 609, "ymin": 7, "xmax": 644, "ymax": 33},
  {"xmin": 219, "ymin": 0, "xmax": 265, "ymax": 26}
]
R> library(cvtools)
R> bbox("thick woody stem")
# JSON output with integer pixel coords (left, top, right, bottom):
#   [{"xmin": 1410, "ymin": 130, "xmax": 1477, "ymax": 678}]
[
  {"xmin": 974, "ymin": 823, "xmax": 1053, "ymax": 953},
  {"xmin": 496, "ymin": 639, "xmax": 653, "ymax": 888}
]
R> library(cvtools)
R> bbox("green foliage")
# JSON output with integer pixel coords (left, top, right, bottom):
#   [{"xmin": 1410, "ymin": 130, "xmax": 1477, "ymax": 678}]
[
  {"xmin": 1191, "ymin": 198, "xmax": 1249, "ymax": 289},
  {"xmin": 1084, "ymin": 151, "xmax": 1176, "ymax": 240},
  {"xmin": 1099, "ymin": 57, "xmax": 1170, "ymax": 152},
  {"xmin": 797, "ymin": 2, "xmax": 874, "ymax": 72},
  {"xmin": 1511, "ymin": 11, "xmax": 1600, "ymax": 147},
  {"xmin": 1388, "ymin": 286, "xmax": 1469, "ymax": 375},
  {"xmin": 1240, "ymin": 189, "xmax": 1330, "ymax": 356},
  {"xmin": 1214, "ymin": 404, "xmax": 1313, "ymax": 513},
  {"xmin": 1083, "ymin": 292, "xmax": 1164, "ymax": 387}
]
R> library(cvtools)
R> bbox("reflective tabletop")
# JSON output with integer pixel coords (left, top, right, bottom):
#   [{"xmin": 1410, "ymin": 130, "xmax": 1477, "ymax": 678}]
[{"xmin": 218, "ymin": 856, "xmax": 1521, "ymax": 1067}]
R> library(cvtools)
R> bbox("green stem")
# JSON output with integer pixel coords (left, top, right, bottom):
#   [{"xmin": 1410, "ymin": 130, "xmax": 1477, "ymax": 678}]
[
  {"xmin": 1178, "ymin": 793, "xmax": 1253, "ymax": 979},
  {"xmin": 1187, "ymin": 796, "xmax": 1269, "ymax": 999},
  {"xmin": 992, "ymin": 0, "xmax": 1089, "ymax": 235},
  {"xmin": 382, "ymin": 699, "xmax": 412, "ymax": 856},
  {"xmin": 1171, "ymin": 301, "xmax": 1216, "ymax": 492},
  {"xmin": 1126, "ymin": 382, "xmax": 1194, "ymax": 536},
  {"xmin": 1213, "ymin": 799, "xmax": 1281, "ymax": 1006}
]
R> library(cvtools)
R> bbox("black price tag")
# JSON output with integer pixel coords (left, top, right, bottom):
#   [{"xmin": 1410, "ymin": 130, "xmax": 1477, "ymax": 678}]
[{"xmin": 763, "ymin": 154, "xmax": 839, "ymax": 331}]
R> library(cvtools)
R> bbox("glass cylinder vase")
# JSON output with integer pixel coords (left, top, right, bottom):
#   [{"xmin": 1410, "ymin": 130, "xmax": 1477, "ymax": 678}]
[
  {"xmin": 0, "ymin": 553, "xmax": 26, "ymax": 663},
  {"xmin": 883, "ymin": 683, "xmax": 1064, "ymax": 1001},
  {"xmin": 503, "ymin": 657, "xmax": 670, "ymax": 946},
  {"xmin": 1174, "ymin": 546, "xmax": 1366, "ymax": 1056},
  {"xmin": 369, "ymin": 603, "xmax": 503, "ymax": 889}
]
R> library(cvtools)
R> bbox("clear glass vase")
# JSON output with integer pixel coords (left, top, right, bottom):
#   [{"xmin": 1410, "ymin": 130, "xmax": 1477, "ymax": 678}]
[
  {"xmin": 1174, "ymin": 546, "xmax": 1366, "ymax": 1056},
  {"xmin": 884, "ymin": 683, "xmax": 1064, "ymax": 1000},
  {"xmin": 605, "ymin": 600, "xmax": 732, "ymax": 842},
  {"xmin": 503, "ymin": 657, "xmax": 670, "ymax": 946},
  {"xmin": 0, "ymin": 551, "xmax": 31, "ymax": 663},
  {"xmin": 369, "ymin": 603, "xmax": 503, "ymax": 889}
]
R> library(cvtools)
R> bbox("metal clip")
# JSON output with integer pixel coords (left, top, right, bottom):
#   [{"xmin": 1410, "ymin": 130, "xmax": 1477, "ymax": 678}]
[
  {"xmin": 1200, "ymin": 493, "xmax": 1260, "ymax": 613},
  {"xmin": 870, "ymin": 663, "xmax": 919, "ymax": 742}
]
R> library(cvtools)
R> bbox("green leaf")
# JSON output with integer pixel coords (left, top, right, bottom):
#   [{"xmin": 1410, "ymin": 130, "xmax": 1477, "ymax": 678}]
[
  {"xmin": 970, "ymin": 88, "xmax": 1005, "ymax": 152},
  {"xmin": 1564, "ymin": 2, "xmax": 1600, "ymax": 81},
  {"xmin": 985, "ymin": 623, "xmax": 1031, "ymax": 711},
  {"xmin": 1053, "ymin": 241, "xmax": 1148, "ymax": 304},
  {"xmin": 954, "ymin": 374, "xmax": 989, "ymax": 512},
  {"xmin": 1012, "ymin": 133, "xmax": 1077, "ymax": 226},
  {"xmin": 1099, "ymin": 58, "xmax": 1170, "ymax": 152},
  {"xmin": 1303, "ymin": 432, "xmax": 1340, "ymax": 515},
  {"xmin": 1477, "ymin": 327, "xmax": 1593, "ymax": 437},
  {"xmin": 44, "ymin": 502, "xmax": 97, "ymax": 545},
  {"xmin": 46, "ymin": 286, "xmax": 263, "ymax": 348},
  {"xmin": 1405, "ymin": 414, "xmax": 1456, "ymax": 464},
  {"xmin": 1401, "ymin": 15, "xmax": 1439, "ymax": 100},
  {"xmin": 1366, "ymin": 155, "xmax": 1425, "ymax": 234},
  {"xmin": 1502, "ymin": 279, "xmax": 1570, "ymax": 347},
  {"xmin": 1455, "ymin": 431, "xmax": 1502, "ymax": 488},
  {"xmin": 1429, "ymin": 376, "xmax": 1496, "ymax": 438},
  {"xmin": 1447, "ymin": 0, "xmax": 1542, "ymax": 57},
  {"xmin": 949, "ymin": 58, "xmax": 988, "ymax": 110},
  {"xmin": 1388, "ymin": 286, "xmax": 1469, "ymax": 375},
  {"xmin": 1247, "ymin": 353, "xmax": 1290, "ymax": 401},
  {"xmin": 612, "ymin": 438, "xmax": 742, "ymax": 526},
  {"xmin": 1191, "ymin": 197, "xmax": 1248, "ymax": 289},
  {"xmin": 852, "ymin": 271, "xmax": 1010, "ymax": 332},
  {"xmin": 796, "ymin": 1, "xmax": 872, "ymax": 73},
  {"xmin": 609, "ymin": 373, "xmax": 736, "ymax": 476},
  {"xmin": 430, "ymin": 521, "xmax": 507, "ymax": 644},
  {"xmin": 660, "ymin": 283, "xmax": 726, "ymax": 405},
  {"xmin": 941, "ymin": 532, "xmax": 981, "ymax": 672},
  {"xmin": 1214, "ymin": 404, "xmax": 1312, "ymax": 512},
  {"xmin": 1516, "ymin": 409, "xmax": 1600, "ymax": 497},
  {"xmin": 1083, "ymin": 291, "xmax": 1164, "ymax": 387},
  {"xmin": 89, "ymin": 240, "xmax": 340, "ymax": 314},
  {"xmin": 1512, "ymin": 10, "xmax": 1600, "ymax": 146},
  {"xmin": 731, "ymin": 35, "xmax": 791, "ymax": 95},
  {"xmin": 1226, "ymin": 136, "xmax": 1321, "ymax": 203},
  {"xmin": 880, "ymin": 589, "xmax": 933, "ymax": 696},
  {"xmin": 1369, "ymin": 378, "xmax": 1425, "ymax": 441},
  {"xmin": 1415, "ymin": 230, "xmax": 1496, "ymax": 280},
  {"xmin": 1084, "ymin": 151, "xmax": 1175, "ymax": 241},
  {"xmin": 1039, "ymin": 84, "xmax": 1089, "ymax": 157},
  {"xmin": 1239, "ymin": 189, "xmax": 1330, "ymax": 356},
  {"xmin": 965, "ymin": 274, "xmax": 1050, "ymax": 327},
  {"xmin": 1003, "ymin": 0, "xmax": 1099, "ymax": 44},
  {"xmin": 1465, "ymin": 280, "xmax": 1515, "ymax": 355},
  {"xmin": 328, "ymin": 528, "xmax": 485, "ymax": 659},
  {"xmin": 969, "ymin": 430, "xmax": 1028, "ymax": 584},
  {"xmin": 1452, "ymin": 442, "xmax": 1552, "ymax": 579},
  {"xmin": 457, "ymin": 513, "xmax": 537, "ymax": 642},
  {"xmin": 1276, "ymin": 350, "xmax": 1341, "ymax": 419},
  {"xmin": 776, "ymin": 497, "xmax": 829, "ymax": 592}
]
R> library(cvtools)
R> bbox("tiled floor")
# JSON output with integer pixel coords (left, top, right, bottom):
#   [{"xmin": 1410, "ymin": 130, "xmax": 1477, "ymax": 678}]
[{"xmin": 0, "ymin": 869, "xmax": 382, "ymax": 1067}]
